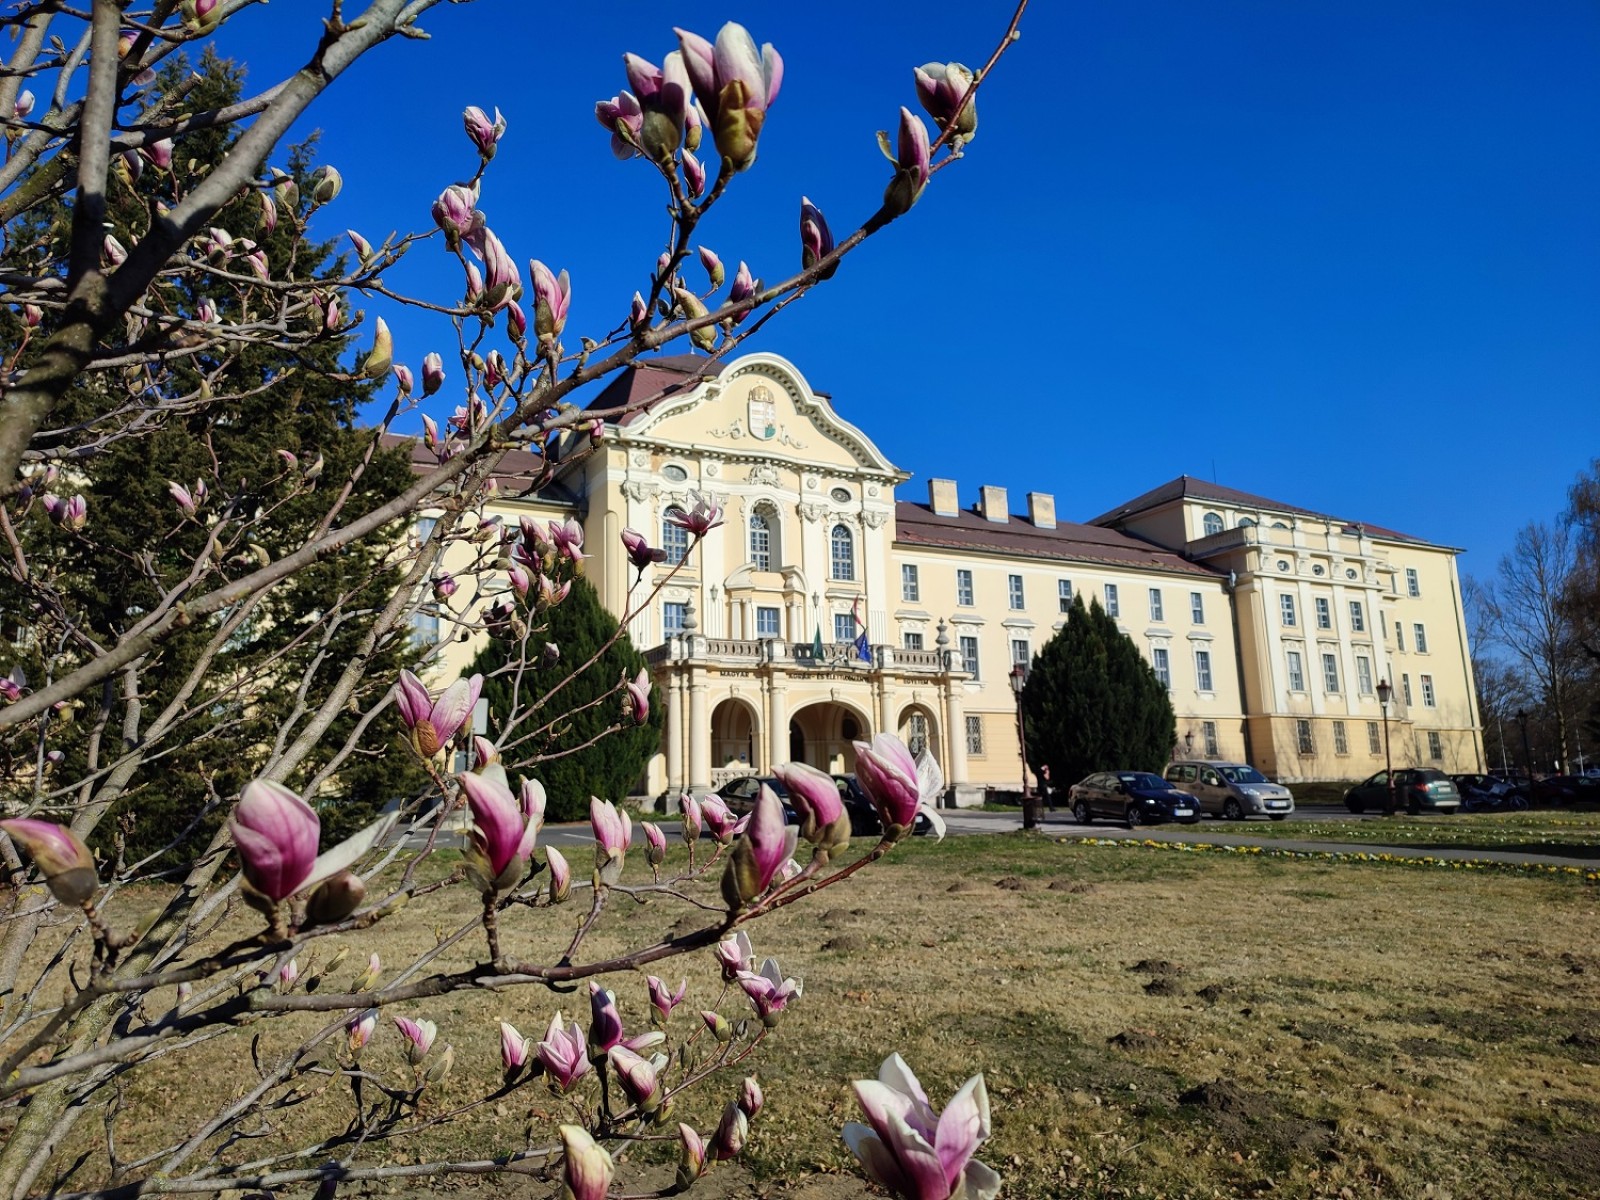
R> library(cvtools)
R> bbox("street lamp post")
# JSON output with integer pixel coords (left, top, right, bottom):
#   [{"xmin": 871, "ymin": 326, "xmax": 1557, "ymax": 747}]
[
  {"xmin": 1184, "ymin": 730, "xmax": 1195, "ymax": 757},
  {"xmin": 1516, "ymin": 709, "xmax": 1533, "ymax": 783},
  {"xmin": 1377, "ymin": 679, "xmax": 1395, "ymax": 815},
  {"xmin": 1009, "ymin": 663, "xmax": 1037, "ymax": 831}
]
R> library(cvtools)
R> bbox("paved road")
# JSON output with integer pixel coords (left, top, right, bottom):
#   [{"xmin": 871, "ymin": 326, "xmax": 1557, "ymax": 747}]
[{"xmin": 419, "ymin": 803, "xmax": 1598, "ymax": 871}]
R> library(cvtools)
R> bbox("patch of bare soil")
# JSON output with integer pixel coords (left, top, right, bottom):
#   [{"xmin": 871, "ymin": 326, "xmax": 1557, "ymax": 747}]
[
  {"xmin": 1178, "ymin": 1079, "xmax": 1333, "ymax": 1154},
  {"xmin": 1108, "ymin": 1029, "xmax": 1163, "ymax": 1052},
  {"xmin": 1507, "ymin": 1130, "xmax": 1600, "ymax": 1188},
  {"xmin": 994, "ymin": 875, "xmax": 1032, "ymax": 891},
  {"xmin": 1143, "ymin": 977, "xmax": 1183, "ymax": 996},
  {"xmin": 820, "ymin": 934, "xmax": 870, "ymax": 953},
  {"xmin": 1128, "ymin": 958, "xmax": 1185, "ymax": 976},
  {"xmin": 946, "ymin": 880, "xmax": 985, "ymax": 893},
  {"xmin": 1048, "ymin": 879, "xmax": 1096, "ymax": 893},
  {"xmin": 1195, "ymin": 983, "xmax": 1227, "ymax": 1005}
]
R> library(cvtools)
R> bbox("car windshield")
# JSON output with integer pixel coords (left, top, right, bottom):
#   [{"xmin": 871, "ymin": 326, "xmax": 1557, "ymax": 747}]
[
  {"xmin": 1116, "ymin": 772, "xmax": 1167, "ymax": 789},
  {"xmin": 1218, "ymin": 765, "xmax": 1267, "ymax": 784}
]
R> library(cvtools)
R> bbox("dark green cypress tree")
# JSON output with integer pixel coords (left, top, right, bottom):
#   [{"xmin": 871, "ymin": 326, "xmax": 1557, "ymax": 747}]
[
  {"xmin": 1022, "ymin": 594, "xmax": 1176, "ymax": 789},
  {"xmin": 0, "ymin": 53, "xmax": 427, "ymax": 859},
  {"xmin": 467, "ymin": 574, "xmax": 663, "ymax": 821}
]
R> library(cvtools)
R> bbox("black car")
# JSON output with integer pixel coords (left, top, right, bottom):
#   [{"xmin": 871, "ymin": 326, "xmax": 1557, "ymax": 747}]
[
  {"xmin": 714, "ymin": 775, "xmax": 792, "ymax": 819},
  {"xmin": 1529, "ymin": 775, "xmax": 1600, "ymax": 807},
  {"xmin": 1345, "ymin": 769, "xmax": 1460, "ymax": 814},
  {"xmin": 1068, "ymin": 771, "xmax": 1201, "ymax": 828},
  {"xmin": 1452, "ymin": 773, "xmax": 1529, "ymax": 813}
]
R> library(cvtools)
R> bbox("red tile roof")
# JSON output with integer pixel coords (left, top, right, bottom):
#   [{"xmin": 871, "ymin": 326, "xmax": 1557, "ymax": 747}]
[
  {"xmin": 583, "ymin": 353, "xmax": 726, "ymax": 425},
  {"xmin": 1088, "ymin": 475, "xmax": 1426, "ymax": 544}
]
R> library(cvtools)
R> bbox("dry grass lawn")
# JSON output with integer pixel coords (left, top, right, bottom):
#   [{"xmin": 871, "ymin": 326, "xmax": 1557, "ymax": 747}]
[{"xmin": 18, "ymin": 829, "xmax": 1600, "ymax": 1199}]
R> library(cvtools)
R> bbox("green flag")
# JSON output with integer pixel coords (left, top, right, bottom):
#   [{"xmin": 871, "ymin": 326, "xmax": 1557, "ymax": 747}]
[{"xmin": 812, "ymin": 625, "xmax": 825, "ymax": 662}]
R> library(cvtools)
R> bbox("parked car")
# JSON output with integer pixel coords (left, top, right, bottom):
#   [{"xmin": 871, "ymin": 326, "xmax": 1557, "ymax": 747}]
[
  {"xmin": 832, "ymin": 774, "xmax": 935, "ymax": 837},
  {"xmin": 1528, "ymin": 775, "xmax": 1600, "ymax": 807},
  {"xmin": 1451, "ymin": 773, "xmax": 1530, "ymax": 813},
  {"xmin": 1069, "ymin": 771, "xmax": 1201, "ymax": 828},
  {"xmin": 1164, "ymin": 760, "xmax": 1294, "ymax": 821},
  {"xmin": 1344, "ymin": 769, "xmax": 1461, "ymax": 815},
  {"xmin": 714, "ymin": 775, "xmax": 791, "ymax": 819}
]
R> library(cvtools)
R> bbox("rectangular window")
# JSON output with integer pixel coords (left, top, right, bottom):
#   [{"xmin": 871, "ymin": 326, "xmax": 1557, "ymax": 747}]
[
  {"xmin": 1011, "ymin": 638, "xmax": 1031, "ymax": 665},
  {"xmin": 901, "ymin": 564, "xmax": 920, "ymax": 603},
  {"xmin": 959, "ymin": 635, "xmax": 979, "ymax": 677},
  {"xmin": 1104, "ymin": 583, "xmax": 1120, "ymax": 618},
  {"xmin": 834, "ymin": 614, "xmax": 855, "ymax": 644},
  {"xmin": 664, "ymin": 601, "xmax": 688, "ymax": 635},
  {"xmin": 1402, "ymin": 673, "xmax": 1413, "ymax": 706},
  {"xmin": 1315, "ymin": 597, "xmax": 1332, "ymax": 630},
  {"xmin": 1394, "ymin": 622, "xmax": 1404, "ymax": 652},
  {"xmin": 1297, "ymin": 720, "xmax": 1314, "ymax": 755},
  {"xmin": 408, "ymin": 609, "xmax": 439, "ymax": 650},
  {"xmin": 1428, "ymin": 731, "xmax": 1443, "ymax": 760},
  {"xmin": 1190, "ymin": 592, "xmax": 1204, "ymax": 624},
  {"xmin": 1356, "ymin": 655, "xmax": 1373, "ymax": 695},
  {"xmin": 1201, "ymin": 720, "xmax": 1220, "ymax": 757},
  {"xmin": 1058, "ymin": 579, "xmax": 1073, "ymax": 613},
  {"xmin": 1413, "ymin": 623, "xmax": 1429, "ymax": 653},
  {"xmin": 1008, "ymin": 574, "xmax": 1025, "ymax": 610},
  {"xmin": 1286, "ymin": 650, "xmax": 1305, "ymax": 692},
  {"xmin": 1406, "ymin": 568, "xmax": 1420, "ymax": 598},
  {"xmin": 756, "ymin": 606, "xmax": 780, "ymax": 638},
  {"xmin": 1152, "ymin": 647, "xmax": 1171, "ymax": 689},
  {"xmin": 1349, "ymin": 601, "xmax": 1366, "ymax": 632},
  {"xmin": 965, "ymin": 714, "xmax": 984, "ymax": 756},
  {"xmin": 903, "ymin": 631, "xmax": 924, "ymax": 651},
  {"xmin": 1281, "ymin": 594, "xmax": 1297, "ymax": 626},
  {"xmin": 1334, "ymin": 721, "xmax": 1349, "ymax": 755},
  {"xmin": 1421, "ymin": 674, "xmax": 1436, "ymax": 707},
  {"xmin": 1194, "ymin": 649, "xmax": 1214, "ymax": 691},
  {"xmin": 1368, "ymin": 721, "xmax": 1382, "ymax": 754},
  {"xmin": 956, "ymin": 569, "xmax": 974, "ymax": 607},
  {"xmin": 1322, "ymin": 653, "xmax": 1340, "ymax": 693},
  {"xmin": 1148, "ymin": 588, "xmax": 1164, "ymax": 621}
]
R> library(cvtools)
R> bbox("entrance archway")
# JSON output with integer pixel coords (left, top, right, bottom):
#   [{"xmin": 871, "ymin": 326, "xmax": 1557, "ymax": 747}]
[
  {"xmin": 709, "ymin": 697, "xmax": 761, "ymax": 776},
  {"xmin": 787, "ymin": 700, "xmax": 873, "ymax": 774}
]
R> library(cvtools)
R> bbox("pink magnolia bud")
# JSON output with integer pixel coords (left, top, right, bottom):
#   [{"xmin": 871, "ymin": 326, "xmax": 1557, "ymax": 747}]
[
  {"xmin": 243, "ymin": 249, "xmax": 269, "ymax": 281},
  {"xmin": 720, "ymin": 785, "xmax": 792, "ymax": 910},
  {"xmin": 608, "ymin": 1045, "xmax": 663, "ymax": 1114},
  {"xmin": 676, "ymin": 1123, "xmax": 707, "ymax": 1188},
  {"xmin": 278, "ymin": 958, "xmax": 299, "ymax": 991},
  {"xmin": 674, "ymin": 22, "xmax": 782, "ymax": 172},
  {"xmin": 697, "ymin": 245, "xmax": 724, "ymax": 289},
  {"xmin": 462, "ymin": 105, "xmax": 506, "ymax": 159},
  {"xmin": 800, "ymin": 196, "xmax": 836, "ymax": 279},
  {"xmin": 458, "ymin": 766, "xmax": 534, "ymax": 893},
  {"xmin": 680, "ymin": 795, "xmax": 702, "ymax": 844},
  {"xmin": 144, "ymin": 138, "xmax": 173, "ymax": 170},
  {"xmin": 102, "ymin": 234, "xmax": 127, "ymax": 268},
  {"xmin": 529, "ymin": 259, "xmax": 571, "ymax": 340},
  {"xmin": 587, "ymin": 982, "xmax": 624, "ymax": 1059},
  {"xmin": 701, "ymin": 1009, "xmax": 732, "ymax": 1041},
  {"xmin": 182, "ymin": 0, "xmax": 222, "ymax": 34},
  {"xmin": 393, "ymin": 363, "xmax": 413, "ymax": 394},
  {"xmin": 539, "ymin": 1011, "xmax": 591, "ymax": 1090},
  {"xmin": 22, "ymin": 303, "xmax": 42, "ymax": 328},
  {"xmin": 506, "ymin": 299, "xmax": 528, "ymax": 344},
  {"xmin": 362, "ymin": 317, "xmax": 393, "ymax": 379},
  {"xmin": 353, "ymin": 951, "xmax": 382, "ymax": 992},
  {"xmin": 431, "ymin": 183, "xmax": 477, "ymax": 251},
  {"xmin": 714, "ymin": 930, "xmax": 754, "ymax": 980},
  {"xmin": 709, "ymin": 1100, "xmax": 749, "ymax": 1161},
  {"xmin": 629, "ymin": 291, "xmax": 648, "ymax": 330},
  {"xmin": 304, "ymin": 869, "xmax": 365, "ymax": 926},
  {"xmin": 683, "ymin": 149, "xmax": 706, "ymax": 197},
  {"xmin": 322, "ymin": 294, "xmax": 340, "ymax": 330},
  {"xmin": 394, "ymin": 670, "xmax": 482, "ymax": 759},
  {"xmin": 394, "ymin": 1016, "xmax": 437, "ymax": 1065},
  {"xmin": 647, "ymin": 975, "xmax": 686, "ymax": 1025},
  {"xmin": 346, "ymin": 229, "xmax": 374, "ymax": 265},
  {"xmin": 228, "ymin": 780, "xmax": 319, "ymax": 904},
  {"xmin": 624, "ymin": 668, "xmax": 651, "ymax": 726},
  {"xmin": 590, "ymin": 799, "xmax": 630, "ymax": 875},
  {"xmin": 558, "ymin": 1126, "xmax": 613, "ymax": 1200},
  {"xmin": 545, "ymin": 845, "xmax": 571, "ymax": 903},
  {"xmin": 501, "ymin": 1020, "xmax": 531, "ymax": 1073},
  {"xmin": 13, "ymin": 89, "xmax": 35, "ymax": 120},
  {"xmin": 168, "ymin": 480, "xmax": 197, "ymax": 517},
  {"xmin": 116, "ymin": 150, "xmax": 143, "ymax": 186},
  {"xmin": 421, "ymin": 352, "xmax": 445, "ymax": 397},
  {"xmin": 914, "ymin": 61, "xmax": 978, "ymax": 144},
  {"xmin": 196, "ymin": 299, "xmax": 218, "ymax": 324},
  {"xmin": 594, "ymin": 90, "xmax": 643, "ymax": 159},
  {"xmin": 258, "ymin": 191, "xmax": 278, "ymax": 235},
  {"xmin": 641, "ymin": 821, "xmax": 667, "ymax": 868},
  {"xmin": 309, "ymin": 165, "xmax": 342, "ymax": 205},
  {"xmin": 0, "ymin": 818, "xmax": 97, "ymax": 905},
  {"xmin": 739, "ymin": 1075, "xmax": 763, "ymax": 1118},
  {"xmin": 883, "ymin": 106, "xmax": 932, "ymax": 217},
  {"xmin": 347, "ymin": 1009, "xmax": 377, "ymax": 1054}
]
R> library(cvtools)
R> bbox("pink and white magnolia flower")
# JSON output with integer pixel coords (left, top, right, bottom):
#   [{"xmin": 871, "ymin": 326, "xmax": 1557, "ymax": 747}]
[
  {"xmin": 457, "ymin": 766, "xmax": 537, "ymax": 894},
  {"xmin": 277, "ymin": 957, "xmax": 299, "ymax": 991},
  {"xmin": 545, "ymin": 845, "xmax": 572, "ymax": 903},
  {"xmin": 347, "ymin": 1009, "xmax": 378, "ymax": 1055},
  {"xmin": 478, "ymin": 229, "xmax": 521, "ymax": 311},
  {"xmin": 740, "ymin": 1075, "xmax": 764, "ymax": 1118},
  {"xmin": 620, "ymin": 527, "xmax": 667, "ymax": 573},
  {"xmin": 680, "ymin": 795, "xmax": 703, "ymax": 843},
  {"xmin": 500, "ymin": 1020, "xmax": 532, "ymax": 1072},
  {"xmin": 394, "ymin": 670, "xmax": 482, "ymax": 758},
  {"xmin": 595, "ymin": 89, "xmax": 644, "ymax": 159},
  {"xmin": 884, "ymin": 106, "xmax": 932, "ymax": 216},
  {"xmin": 801, "ymin": 196, "xmax": 836, "ymax": 278},
  {"xmin": 853, "ymin": 733, "xmax": 946, "ymax": 841},
  {"xmin": 530, "ymin": 259, "xmax": 571, "ymax": 341},
  {"xmin": 228, "ymin": 780, "xmax": 319, "ymax": 903},
  {"xmin": 624, "ymin": 668, "xmax": 651, "ymax": 725},
  {"xmin": 0, "ymin": 818, "xmax": 96, "ymax": 905},
  {"xmin": 558, "ymin": 1125, "xmax": 613, "ymax": 1200},
  {"xmin": 587, "ymin": 982, "xmax": 625, "ymax": 1058},
  {"xmin": 608, "ymin": 1044, "xmax": 663, "ymax": 1113},
  {"xmin": 539, "ymin": 1011, "xmax": 591, "ymax": 1091},
  {"xmin": 394, "ymin": 1016, "xmax": 437, "ymax": 1064},
  {"xmin": 698, "ymin": 245, "xmax": 724, "ymax": 289},
  {"xmin": 913, "ymin": 61, "xmax": 978, "ymax": 144},
  {"xmin": 736, "ymin": 956, "xmax": 802, "ymax": 1027},
  {"xmin": 772, "ymin": 761, "xmax": 850, "ymax": 857},
  {"xmin": 683, "ymin": 148, "xmax": 707, "ymax": 197},
  {"xmin": 714, "ymin": 930, "xmax": 754, "ymax": 980},
  {"xmin": 647, "ymin": 975, "xmax": 687, "ymax": 1024},
  {"xmin": 590, "ymin": 798, "xmax": 632, "ymax": 875},
  {"xmin": 642, "ymin": 820, "xmax": 667, "ymax": 867},
  {"xmin": 699, "ymin": 793, "xmax": 738, "ymax": 843},
  {"xmin": 677, "ymin": 1122, "xmax": 708, "ymax": 1187},
  {"xmin": 547, "ymin": 517, "xmax": 585, "ymax": 561},
  {"xmin": 421, "ymin": 352, "xmax": 445, "ymax": 396},
  {"xmin": 462, "ymin": 105, "xmax": 506, "ymax": 159},
  {"xmin": 674, "ymin": 22, "xmax": 783, "ymax": 172},
  {"xmin": 728, "ymin": 259, "xmax": 757, "ymax": 324},
  {"xmin": 665, "ymin": 490, "xmax": 724, "ymax": 538},
  {"xmin": 721, "ymin": 785, "xmax": 795, "ymax": 909},
  {"xmin": 843, "ymin": 1053, "xmax": 999, "ymax": 1200},
  {"xmin": 710, "ymin": 1100, "xmax": 749, "ymax": 1161},
  {"xmin": 431, "ymin": 182, "xmax": 478, "ymax": 250}
]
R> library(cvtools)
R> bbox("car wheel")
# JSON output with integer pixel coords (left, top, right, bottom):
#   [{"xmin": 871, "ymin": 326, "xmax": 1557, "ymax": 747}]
[
  {"xmin": 1125, "ymin": 804, "xmax": 1140, "ymax": 829},
  {"xmin": 1073, "ymin": 799, "xmax": 1092, "ymax": 825},
  {"xmin": 1269, "ymin": 814, "xmax": 1288, "ymax": 822},
  {"xmin": 1346, "ymin": 800, "xmax": 1364, "ymax": 814},
  {"xmin": 1408, "ymin": 798, "xmax": 1421, "ymax": 816},
  {"xmin": 1223, "ymin": 797, "xmax": 1244, "ymax": 821},
  {"xmin": 1509, "ymin": 796, "xmax": 1529, "ymax": 812}
]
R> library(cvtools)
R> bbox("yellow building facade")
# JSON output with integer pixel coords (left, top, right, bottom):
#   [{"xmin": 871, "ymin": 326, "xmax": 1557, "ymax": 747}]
[{"xmin": 426, "ymin": 351, "xmax": 1483, "ymax": 801}]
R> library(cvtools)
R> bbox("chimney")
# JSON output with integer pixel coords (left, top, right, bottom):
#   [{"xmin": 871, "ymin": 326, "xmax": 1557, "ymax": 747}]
[
  {"xmin": 929, "ymin": 478, "xmax": 959, "ymax": 517},
  {"xmin": 1028, "ymin": 492, "xmax": 1056, "ymax": 529},
  {"xmin": 979, "ymin": 485, "xmax": 1009, "ymax": 523}
]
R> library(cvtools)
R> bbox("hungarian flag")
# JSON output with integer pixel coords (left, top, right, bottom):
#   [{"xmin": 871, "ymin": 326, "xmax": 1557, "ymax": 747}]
[
  {"xmin": 812, "ymin": 625, "xmax": 825, "ymax": 662},
  {"xmin": 852, "ymin": 598, "xmax": 872, "ymax": 663}
]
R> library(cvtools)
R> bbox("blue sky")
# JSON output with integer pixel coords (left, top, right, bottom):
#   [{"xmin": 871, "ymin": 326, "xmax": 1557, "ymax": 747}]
[{"xmin": 225, "ymin": 0, "xmax": 1599, "ymax": 579}]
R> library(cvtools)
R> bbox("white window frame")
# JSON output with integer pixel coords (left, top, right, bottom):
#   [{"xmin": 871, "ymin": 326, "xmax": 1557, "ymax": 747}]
[
  {"xmin": 1356, "ymin": 655, "xmax": 1374, "ymax": 695},
  {"xmin": 1194, "ymin": 649, "xmax": 1214, "ymax": 692},
  {"xmin": 956, "ymin": 568, "xmax": 974, "ymax": 607},
  {"xmin": 1011, "ymin": 638, "xmax": 1031, "ymax": 665},
  {"xmin": 1058, "ymin": 579, "xmax": 1073, "ymax": 613},
  {"xmin": 1280, "ymin": 594, "xmax": 1297, "ymax": 626},
  {"xmin": 1406, "ymin": 568, "xmax": 1420, "ymax": 598},
  {"xmin": 662, "ymin": 509, "xmax": 689, "ymax": 565},
  {"xmin": 749, "ymin": 507, "xmax": 773, "ymax": 570},
  {"xmin": 1104, "ymin": 583, "xmax": 1119, "ymax": 618},
  {"xmin": 1190, "ymin": 591, "xmax": 1204, "ymax": 624},
  {"xmin": 903, "ymin": 630, "xmax": 924, "ymax": 651},
  {"xmin": 965, "ymin": 714, "xmax": 984, "ymax": 756},
  {"xmin": 664, "ymin": 601, "xmax": 688, "ymax": 635},
  {"xmin": 1413, "ymin": 622, "xmax": 1429, "ymax": 654},
  {"xmin": 1349, "ymin": 600, "xmax": 1365, "ymax": 632},
  {"xmin": 1201, "ymin": 720, "xmax": 1219, "ymax": 757},
  {"xmin": 829, "ymin": 524, "xmax": 855, "ymax": 581},
  {"xmin": 1315, "ymin": 597, "xmax": 1332, "ymax": 630},
  {"xmin": 1368, "ymin": 721, "xmax": 1381, "ymax": 755},
  {"xmin": 1152, "ymin": 647, "xmax": 1171, "ymax": 689},
  {"xmin": 1402, "ymin": 673, "xmax": 1413, "ymax": 706},
  {"xmin": 1008, "ymin": 574, "xmax": 1025, "ymax": 610},
  {"xmin": 1286, "ymin": 650, "xmax": 1305, "ymax": 692},
  {"xmin": 959, "ymin": 635, "xmax": 979, "ymax": 678},
  {"xmin": 1296, "ymin": 720, "xmax": 1314, "ymax": 755},
  {"xmin": 1421, "ymin": 674, "xmax": 1436, "ymax": 707},
  {"xmin": 1148, "ymin": 588, "xmax": 1164, "ymax": 622},
  {"xmin": 755, "ymin": 606, "xmax": 780, "ymax": 638},
  {"xmin": 901, "ymin": 563, "xmax": 920, "ymax": 603},
  {"xmin": 1395, "ymin": 622, "xmax": 1405, "ymax": 651},
  {"xmin": 1334, "ymin": 720, "xmax": 1348, "ymax": 755},
  {"xmin": 1202, "ymin": 511, "xmax": 1224, "ymax": 536},
  {"xmin": 1322, "ymin": 653, "xmax": 1340, "ymax": 694}
]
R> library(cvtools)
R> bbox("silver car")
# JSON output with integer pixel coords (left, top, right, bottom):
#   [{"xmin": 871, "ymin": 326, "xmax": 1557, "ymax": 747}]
[{"xmin": 1164, "ymin": 761, "xmax": 1295, "ymax": 821}]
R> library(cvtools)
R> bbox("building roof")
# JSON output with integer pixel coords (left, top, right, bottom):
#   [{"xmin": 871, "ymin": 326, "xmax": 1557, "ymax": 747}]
[
  {"xmin": 382, "ymin": 433, "xmax": 581, "ymax": 507},
  {"xmin": 1088, "ymin": 475, "xmax": 1426, "ymax": 544},
  {"xmin": 894, "ymin": 502, "xmax": 1222, "ymax": 578},
  {"xmin": 583, "ymin": 353, "xmax": 727, "ymax": 426}
]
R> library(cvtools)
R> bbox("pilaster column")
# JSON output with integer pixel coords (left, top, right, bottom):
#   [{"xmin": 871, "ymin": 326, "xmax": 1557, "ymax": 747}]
[
  {"xmin": 943, "ymin": 682, "xmax": 968, "ymax": 786},
  {"xmin": 688, "ymin": 673, "xmax": 710, "ymax": 793},
  {"xmin": 666, "ymin": 673, "xmax": 684, "ymax": 795},
  {"xmin": 766, "ymin": 675, "xmax": 788, "ymax": 771},
  {"xmin": 877, "ymin": 676, "xmax": 894, "ymax": 740}
]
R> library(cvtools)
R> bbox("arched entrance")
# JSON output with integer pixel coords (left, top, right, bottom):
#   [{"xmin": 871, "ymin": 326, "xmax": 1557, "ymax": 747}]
[
  {"xmin": 896, "ymin": 703, "xmax": 941, "ymax": 763},
  {"xmin": 787, "ymin": 700, "xmax": 873, "ymax": 774},
  {"xmin": 709, "ymin": 697, "xmax": 761, "ymax": 779}
]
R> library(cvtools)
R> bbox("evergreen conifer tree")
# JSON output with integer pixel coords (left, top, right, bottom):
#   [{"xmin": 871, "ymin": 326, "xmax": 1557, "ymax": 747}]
[{"xmin": 1022, "ymin": 595, "xmax": 1176, "ymax": 789}]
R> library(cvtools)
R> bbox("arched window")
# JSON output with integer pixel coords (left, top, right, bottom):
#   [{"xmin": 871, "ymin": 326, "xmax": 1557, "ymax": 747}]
[
  {"xmin": 830, "ymin": 523, "xmax": 855, "ymax": 581},
  {"xmin": 749, "ymin": 505, "xmax": 775, "ymax": 570},
  {"xmin": 1238, "ymin": 517, "xmax": 1257, "ymax": 528},
  {"xmin": 906, "ymin": 712, "xmax": 928, "ymax": 757},
  {"xmin": 1202, "ymin": 511, "xmax": 1223, "ymax": 536},
  {"xmin": 662, "ymin": 508, "xmax": 689, "ymax": 565}
]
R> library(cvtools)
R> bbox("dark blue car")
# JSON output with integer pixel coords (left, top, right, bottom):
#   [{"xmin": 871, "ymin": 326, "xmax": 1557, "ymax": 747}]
[{"xmin": 1068, "ymin": 771, "xmax": 1202, "ymax": 828}]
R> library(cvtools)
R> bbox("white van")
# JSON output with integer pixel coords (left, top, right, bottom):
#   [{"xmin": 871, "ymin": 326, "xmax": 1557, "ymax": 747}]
[{"xmin": 1164, "ymin": 761, "xmax": 1295, "ymax": 821}]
